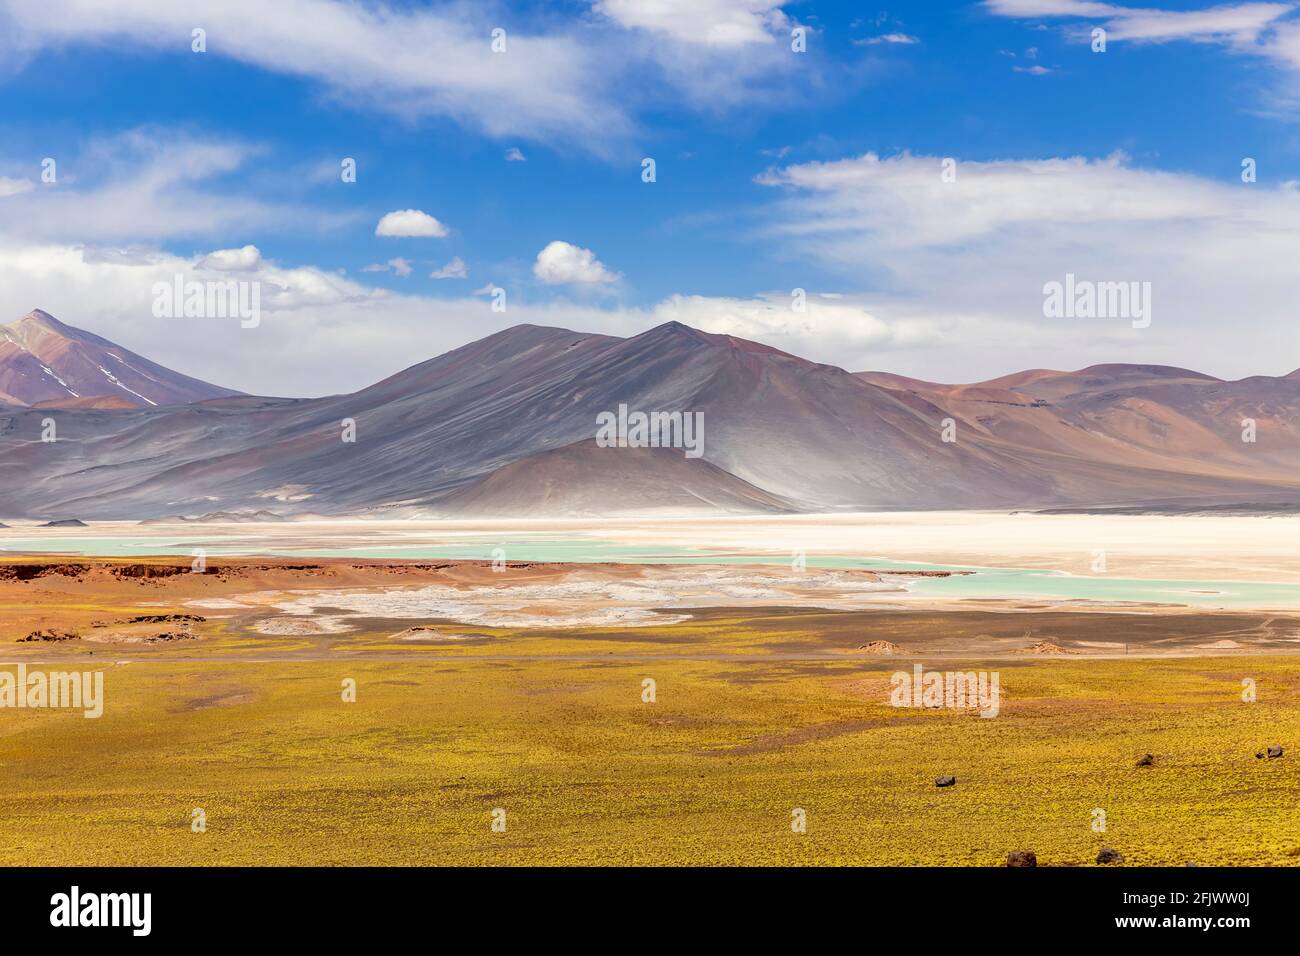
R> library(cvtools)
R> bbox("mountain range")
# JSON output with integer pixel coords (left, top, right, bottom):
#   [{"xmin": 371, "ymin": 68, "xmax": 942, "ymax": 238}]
[{"xmin": 1, "ymin": 309, "xmax": 1298, "ymax": 519}]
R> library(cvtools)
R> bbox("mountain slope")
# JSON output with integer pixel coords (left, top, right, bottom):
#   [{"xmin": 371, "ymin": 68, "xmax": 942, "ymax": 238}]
[
  {"xmin": 0, "ymin": 310, "xmax": 241, "ymax": 407},
  {"xmin": 436, "ymin": 439, "xmax": 796, "ymax": 516}
]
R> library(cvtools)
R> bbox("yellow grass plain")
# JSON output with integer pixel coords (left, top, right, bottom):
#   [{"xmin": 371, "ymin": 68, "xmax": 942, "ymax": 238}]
[{"xmin": 2, "ymin": 599, "xmax": 1298, "ymax": 865}]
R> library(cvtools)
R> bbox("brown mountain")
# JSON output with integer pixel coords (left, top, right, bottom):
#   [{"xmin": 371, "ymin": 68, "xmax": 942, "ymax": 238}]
[
  {"xmin": 854, "ymin": 363, "xmax": 1300, "ymax": 489},
  {"xmin": 0, "ymin": 310, "xmax": 241, "ymax": 408}
]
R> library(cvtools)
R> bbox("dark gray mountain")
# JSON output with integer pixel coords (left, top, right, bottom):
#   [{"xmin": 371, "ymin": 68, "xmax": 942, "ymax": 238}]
[{"xmin": 1, "ymin": 317, "xmax": 1298, "ymax": 519}]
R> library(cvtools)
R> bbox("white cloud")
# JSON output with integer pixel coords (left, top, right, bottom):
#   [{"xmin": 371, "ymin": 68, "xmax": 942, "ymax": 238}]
[
  {"xmin": 0, "ymin": 130, "xmax": 347, "ymax": 244},
  {"xmin": 0, "ymin": 0, "xmax": 825, "ymax": 154},
  {"xmin": 598, "ymin": 1, "xmax": 814, "ymax": 113},
  {"xmin": 7, "ymin": 166, "xmax": 1300, "ymax": 397},
  {"xmin": 0, "ymin": 232, "xmax": 905, "ymax": 396},
  {"xmin": 855, "ymin": 32, "xmax": 920, "ymax": 45},
  {"xmin": 532, "ymin": 241, "xmax": 619, "ymax": 285},
  {"xmin": 985, "ymin": 1, "xmax": 1129, "ymax": 14},
  {"xmin": 0, "ymin": 0, "xmax": 844, "ymax": 164},
  {"xmin": 0, "ymin": 239, "xmax": 401, "ymax": 395},
  {"xmin": 752, "ymin": 150, "xmax": 1300, "ymax": 380},
  {"xmin": 594, "ymin": 0, "xmax": 790, "ymax": 46},
  {"xmin": 8, "ymin": 135, "xmax": 1297, "ymax": 394},
  {"xmin": 1259, "ymin": 18, "xmax": 1300, "ymax": 71},
  {"xmin": 652, "ymin": 292, "xmax": 939, "ymax": 356},
  {"xmin": 1101, "ymin": 4, "xmax": 1292, "ymax": 43},
  {"xmin": 199, "ymin": 245, "xmax": 262, "ymax": 271},
  {"xmin": 0, "ymin": 0, "xmax": 633, "ymax": 148},
  {"xmin": 430, "ymin": 256, "xmax": 467, "ymax": 279},
  {"xmin": 504, "ymin": 147, "xmax": 527, "ymax": 162},
  {"xmin": 986, "ymin": 1, "xmax": 1295, "ymax": 47},
  {"xmin": 375, "ymin": 209, "xmax": 448, "ymax": 238},
  {"xmin": 362, "ymin": 257, "xmax": 413, "ymax": 277},
  {"xmin": 1013, "ymin": 64, "xmax": 1054, "ymax": 73},
  {"xmin": 0, "ymin": 176, "xmax": 34, "ymax": 197}
]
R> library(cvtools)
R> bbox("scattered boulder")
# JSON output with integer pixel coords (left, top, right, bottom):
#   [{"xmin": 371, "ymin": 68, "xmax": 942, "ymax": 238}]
[
  {"xmin": 1135, "ymin": 753, "xmax": 1155, "ymax": 767},
  {"xmin": 1256, "ymin": 745, "xmax": 1283, "ymax": 759},
  {"xmin": 1016, "ymin": 640, "xmax": 1069, "ymax": 654},
  {"xmin": 18, "ymin": 628, "xmax": 78, "ymax": 642},
  {"xmin": 110, "ymin": 564, "xmax": 189, "ymax": 580},
  {"xmin": 1006, "ymin": 850, "xmax": 1037, "ymax": 867},
  {"xmin": 935, "ymin": 775, "xmax": 957, "ymax": 788},
  {"xmin": 92, "ymin": 613, "xmax": 206, "ymax": 627},
  {"xmin": 144, "ymin": 631, "xmax": 195, "ymax": 643},
  {"xmin": 0, "ymin": 562, "xmax": 91, "ymax": 581},
  {"xmin": 1096, "ymin": 847, "xmax": 1124, "ymax": 865},
  {"xmin": 858, "ymin": 640, "xmax": 901, "ymax": 655}
]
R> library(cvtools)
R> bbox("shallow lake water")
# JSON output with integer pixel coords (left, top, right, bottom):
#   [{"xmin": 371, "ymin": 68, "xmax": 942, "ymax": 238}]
[{"xmin": 5, "ymin": 529, "xmax": 1300, "ymax": 609}]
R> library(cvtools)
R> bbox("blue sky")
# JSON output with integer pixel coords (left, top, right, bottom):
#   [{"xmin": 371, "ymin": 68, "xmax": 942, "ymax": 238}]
[{"xmin": 3, "ymin": 0, "xmax": 1300, "ymax": 395}]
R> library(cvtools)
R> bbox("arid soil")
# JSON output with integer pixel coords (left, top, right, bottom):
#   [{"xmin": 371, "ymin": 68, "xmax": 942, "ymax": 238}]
[
  {"xmin": 3, "ymin": 556, "xmax": 1297, "ymax": 659},
  {"xmin": 3, "ymin": 554, "xmax": 1300, "ymax": 866}
]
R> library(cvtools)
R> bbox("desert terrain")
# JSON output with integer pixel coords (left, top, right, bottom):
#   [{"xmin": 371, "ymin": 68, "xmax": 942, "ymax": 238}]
[{"xmin": 2, "ymin": 517, "xmax": 1299, "ymax": 866}]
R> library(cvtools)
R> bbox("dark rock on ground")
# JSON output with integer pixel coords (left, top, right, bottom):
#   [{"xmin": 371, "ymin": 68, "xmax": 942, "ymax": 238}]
[
  {"xmin": 110, "ymin": 564, "xmax": 189, "ymax": 580},
  {"xmin": 144, "ymin": 631, "xmax": 196, "ymax": 643},
  {"xmin": 92, "ymin": 613, "xmax": 206, "ymax": 627},
  {"xmin": 935, "ymin": 775, "xmax": 957, "ymax": 788},
  {"xmin": 1006, "ymin": 850, "xmax": 1037, "ymax": 867},
  {"xmin": 1096, "ymin": 847, "xmax": 1124, "ymax": 864},
  {"xmin": 18, "ymin": 628, "xmax": 78, "ymax": 642},
  {"xmin": 0, "ymin": 563, "xmax": 91, "ymax": 581}
]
